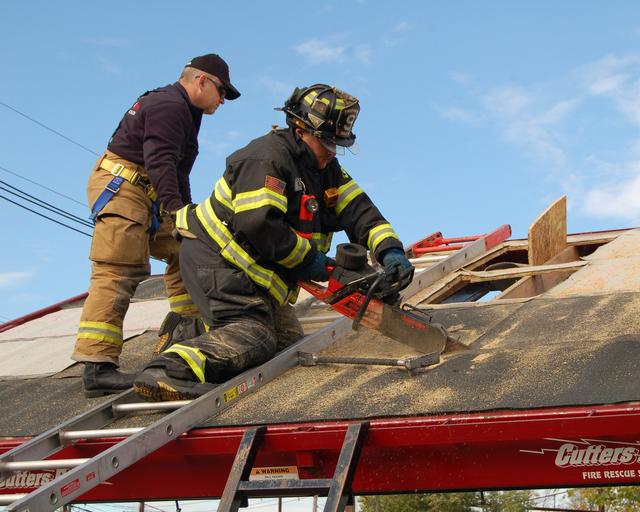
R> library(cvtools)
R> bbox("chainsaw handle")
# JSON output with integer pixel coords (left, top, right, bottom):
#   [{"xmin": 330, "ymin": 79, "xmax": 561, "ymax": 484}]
[{"xmin": 352, "ymin": 271, "xmax": 386, "ymax": 330}]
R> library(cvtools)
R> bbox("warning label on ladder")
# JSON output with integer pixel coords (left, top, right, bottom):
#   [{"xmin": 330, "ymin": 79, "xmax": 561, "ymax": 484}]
[{"xmin": 249, "ymin": 466, "xmax": 299, "ymax": 481}]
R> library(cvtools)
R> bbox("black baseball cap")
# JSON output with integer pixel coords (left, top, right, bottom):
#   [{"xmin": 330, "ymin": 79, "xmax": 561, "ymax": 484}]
[{"xmin": 185, "ymin": 54, "xmax": 240, "ymax": 100}]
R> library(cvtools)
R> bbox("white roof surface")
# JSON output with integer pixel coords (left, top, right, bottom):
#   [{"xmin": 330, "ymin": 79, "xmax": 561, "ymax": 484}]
[{"xmin": 0, "ymin": 300, "xmax": 169, "ymax": 379}]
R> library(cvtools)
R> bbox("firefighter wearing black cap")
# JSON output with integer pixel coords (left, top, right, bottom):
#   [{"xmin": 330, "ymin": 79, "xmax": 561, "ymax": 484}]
[
  {"xmin": 73, "ymin": 54, "xmax": 241, "ymax": 397},
  {"xmin": 133, "ymin": 83, "xmax": 414, "ymax": 401}
]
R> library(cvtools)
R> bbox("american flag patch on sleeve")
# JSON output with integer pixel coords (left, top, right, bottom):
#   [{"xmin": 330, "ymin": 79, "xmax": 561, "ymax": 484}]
[{"xmin": 265, "ymin": 175, "xmax": 286, "ymax": 195}]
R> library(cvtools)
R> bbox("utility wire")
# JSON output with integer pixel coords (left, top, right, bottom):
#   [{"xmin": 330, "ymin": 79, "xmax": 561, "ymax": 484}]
[
  {"xmin": 0, "ymin": 103, "xmax": 166, "ymax": 263},
  {"xmin": 0, "ymin": 100, "xmax": 100, "ymax": 157},
  {"xmin": 0, "ymin": 164, "xmax": 87, "ymax": 207},
  {"xmin": 0, "ymin": 180, "xmax": 93, "ymax": 228},
  {"xmin": 0, "ymin": 194, "xmax": 93, "ymax": 237},
  {"xmin": 0, "ymin": 187, "xmax": 166, "ymax": 263},
  {"xmin": 0, "ymin": 188, "xmax": 167, "ymax": 263}
]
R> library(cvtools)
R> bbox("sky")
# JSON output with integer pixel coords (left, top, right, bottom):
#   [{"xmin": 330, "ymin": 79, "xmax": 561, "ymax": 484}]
[{"xmin": 1, "ymin": 1, "xmax": 639, "ymax": 322}]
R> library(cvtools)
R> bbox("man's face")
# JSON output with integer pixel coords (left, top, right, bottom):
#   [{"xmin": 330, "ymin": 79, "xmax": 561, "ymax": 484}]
[
  {"xmin": 298, "ymin": 130, "xmax": 336, "ymax": 169},
  {"xmin": 196, "ymin": 74, "xmax": 226, "ymax": 115}
]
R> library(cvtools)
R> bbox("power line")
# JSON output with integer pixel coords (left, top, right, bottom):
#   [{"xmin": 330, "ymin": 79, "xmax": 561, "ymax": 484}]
[
  {"xmin": 0, "ymin": 100, "xmax": 100, "ymax": 157},
  {"xmin": 0, "ymin": 179, "xmax": 93, "ymax": 228},
  {"xmin": 0, "ymin": 164, "xmax": 87, "ymax": 207},
  {"xmin": 0, "ymin": 186, "xmax": 167, "ymax": 263},
  {"xmin": 0, "ymin": 187, "xmax": 167, "ymax": 263},
  {"xmin": 0, "ymin": 193, "xmax": 93, "ymax": 237}
]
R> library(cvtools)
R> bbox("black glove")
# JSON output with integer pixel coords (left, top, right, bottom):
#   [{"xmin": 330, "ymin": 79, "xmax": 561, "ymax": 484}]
[
  {"xmin": 296, "ymin": 251, "xmax": 330, "ymax": 282},
  {"xmin": 380, "ymin": 248, "xmax": 414, "ymax": 291}
]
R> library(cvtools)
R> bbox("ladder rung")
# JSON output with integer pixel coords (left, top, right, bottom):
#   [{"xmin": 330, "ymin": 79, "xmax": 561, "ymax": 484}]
[
  {"xmin": 0, "ymin": 458, "xmax": 89, "ymax": 471},
  {"xmin": 238, "ymin": 478, "xmax": 333, "ymax": 493},
  {"xmin": 299, "ymin": 314, "xmax": 341, "ymax": 324},
  {"xmin": 0, "ymin": 494, "xmax": 26, "ymax": 506},
  {"xmin": 60, "ymin": 427, "xmax": 143, "ymax": 441},
  {"xmin": 112, "ymin": 400, "xmax": 191, "ymax": 413}
]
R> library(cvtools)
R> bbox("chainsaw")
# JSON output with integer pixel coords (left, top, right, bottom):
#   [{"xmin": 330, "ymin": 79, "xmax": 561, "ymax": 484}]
[{"xmin": 298, "ymin": 243, "xmax": 449, "ymax": 356}]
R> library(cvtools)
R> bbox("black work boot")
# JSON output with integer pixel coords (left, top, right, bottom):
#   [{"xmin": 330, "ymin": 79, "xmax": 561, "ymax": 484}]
[
  {"xmin": 82, "ymin": 362, "xmax": 136, "ymax": 398},
  {"xmin": 133, "ymin": 367, "xmax": 214, "ymax": 402}
]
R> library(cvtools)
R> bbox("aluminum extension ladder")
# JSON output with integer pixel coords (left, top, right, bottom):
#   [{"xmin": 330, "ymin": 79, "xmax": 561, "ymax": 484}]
[{"xmin": 0, "ymin": 225, "xmax": 510, "ymax": 512}]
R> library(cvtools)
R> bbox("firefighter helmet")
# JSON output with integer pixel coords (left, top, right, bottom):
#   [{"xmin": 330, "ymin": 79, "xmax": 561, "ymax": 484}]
[{"xmin": 278, "ymin": 84, "xmax": 360, "ymax": 147}]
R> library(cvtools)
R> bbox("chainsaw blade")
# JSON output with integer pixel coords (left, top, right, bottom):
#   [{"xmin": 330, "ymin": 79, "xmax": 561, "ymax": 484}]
[
  {"xmin": 358, "ymin": 300, "xmax": 448, "ymax": 355},
  {"xmin": 299, "ymin": 278, "xmax": 450, "ymax": 355}
]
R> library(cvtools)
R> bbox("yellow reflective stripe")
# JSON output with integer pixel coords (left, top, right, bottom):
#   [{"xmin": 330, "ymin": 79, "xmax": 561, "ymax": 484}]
[
  {"xmin": 334, "ymin": 98, "xmax": 345, "ymax": 110},
  {"xmin": 196, "ymin": 199, "xmax": 233, "ymax": 248},
  {"xmin": 171, "ymin": 304, "xmax": 198, "ymax": 314},
  {"xmin": 233, "ymin": 188, "xmax": 287, "ymax": 214},
  {"xmin": 214, "ymin": 178, "xmax": 233, "ymax": 211},
  {"xmin": 165, "ymin": 344, "xmax": 206, "ymax": 383},
  {"xmin": 221, "ymin": 241, "xmax": 288, "ymax": 305},
  {"xmin": 335, "ymin": 179, "xmax": 364, "ymax": 215},
  {"xmin": 367, "ymin": 223, "xmax": 400, "ymax": 253},
  {"xmin": 76, "ymin": 332, "xmax": 123, "ymax": 345},
  {"xmin": 303, "ymin": 90, "xmax": 318, "ymax": 104},
  {"xmin": 168, "ymin": 293, "xmax": 197, "ymax": 314},
  {"xmin": 311, "ymin": 232, "xmax": 333, "ymax": 253},
  {"xmin": 77, "ymin": 321, "xmax": 123, "ymax": 345},
  {"xmin": 78, "ymin": 321, "xmax": 122, "ymax": 334},
  {"xmin": 175, "ymin": 205, "xmax": 189, "ymax": 230},
  {"xmin": 277, "ymin": 231, "xmax": 311, "ymax": 269},
  {"xmin": 168, "ymin": 293, "xmax": 191, "ymax": 304},
  {"xmin": 288, "ymin": 286, "xmax": 300, "ymax": 304},
  {"xmin": 194, "ymin": 198, "xmax": 290, "ymax": 305}
]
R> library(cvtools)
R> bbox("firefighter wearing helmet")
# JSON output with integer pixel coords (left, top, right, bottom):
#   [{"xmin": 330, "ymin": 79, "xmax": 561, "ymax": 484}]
[{"xmin": 133, "ymin": 83, "xmax": 414, "ymax": 401}]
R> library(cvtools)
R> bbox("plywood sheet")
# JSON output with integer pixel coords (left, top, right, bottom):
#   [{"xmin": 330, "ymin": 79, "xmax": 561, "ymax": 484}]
[
  {"xmin": 548, "ymin": 229, "xmax": 640, "ymax": 297},
  {"xmin": 528, "ymin": 196, "xmax": 567, "ymax": 265}
]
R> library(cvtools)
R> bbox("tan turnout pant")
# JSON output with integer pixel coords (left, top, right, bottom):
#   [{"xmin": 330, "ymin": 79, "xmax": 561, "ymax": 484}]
[{"xmin": 72, "ymin": 151, "xmax": 197, "ymax": 365}]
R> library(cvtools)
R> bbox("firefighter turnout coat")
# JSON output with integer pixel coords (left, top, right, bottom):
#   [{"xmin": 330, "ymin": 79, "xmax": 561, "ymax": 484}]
[{"xmin": 176, "ymin": 128, "xmax": 404, "ymax": 305}]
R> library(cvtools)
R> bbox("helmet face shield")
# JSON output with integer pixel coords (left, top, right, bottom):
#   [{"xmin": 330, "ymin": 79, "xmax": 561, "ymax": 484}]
[{"xmin": 279, "ymin": 84, "xmax": 360, "ymax": 148}]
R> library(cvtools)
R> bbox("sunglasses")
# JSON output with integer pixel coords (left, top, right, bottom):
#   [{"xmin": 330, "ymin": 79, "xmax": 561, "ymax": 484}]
[{"xmin": 200, "ymin": 75, "xmax": 226, "ymax": 99}]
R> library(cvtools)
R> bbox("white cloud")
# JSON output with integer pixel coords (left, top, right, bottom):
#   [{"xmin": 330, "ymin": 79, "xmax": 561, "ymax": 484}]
[
  {"xmin": 584, "ymin": 171, "xmax": 640, "ymax": 221},
  {"xmin": 483, "ymin": 87, "xmax": 579, "ymax": 166},
  {"xmin": 484, "ymin": 85, "xmax": 534, "ymax": 118},
  {"xmin": 435, "ymin": 51, "xmax": 640, "ymax": 224},
  {"xmin": 579, "ymin": 54, "xmax": 640, "ymax": 125},
  {"xmin": 450, "ymin": 71, "xmax": 472, "ymax": 85},
  {"xmin": 96, "ymin": 56, "xmax": 122, "ymax": 76},
  {"xmin": 383, "ymin": 21, "xmax": 413, "ymax": 47},
  {"xmin": 394, "ymin": 21, "xmax": 413, "ymax": 33},
  {"xmin": 295, "ymin": 39, "xmax": 346, "ymax": 64},
  {"xmin": 354, "ymin": 44, "xmax": 372, "ymax": 64},
  {"xmin": 0, "ymin": 271, "xmax": 34, "ymax": 288},
  {"xmin": 434, "ymin": 105, "xmax": 479, "ymax": 125},
  {"xmin": 536, "ymin": 98, "xmax": 579, "ymax": 124},
  {"xmin": 504, "ymin": 120, "xmax": 567, "ymax": 166},
  {"xmin": 257, "ymin": 76, "xmax": 293, "ymax": 97}
]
